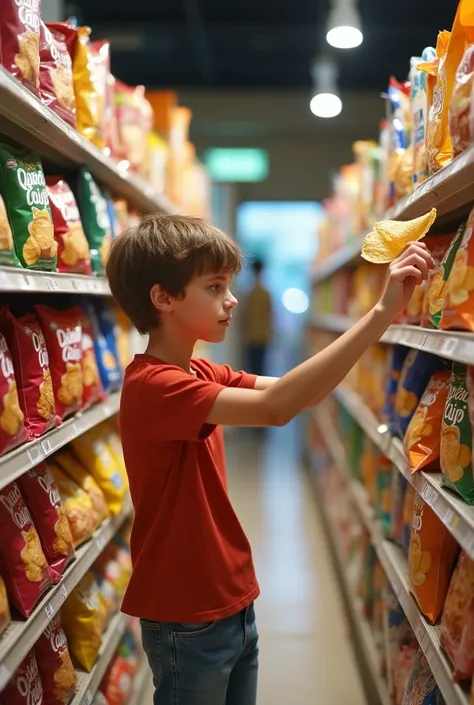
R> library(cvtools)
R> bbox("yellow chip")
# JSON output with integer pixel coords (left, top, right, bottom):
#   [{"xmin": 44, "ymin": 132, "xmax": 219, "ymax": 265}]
[{"xmin": 361, "ymin": 208, "xmax": 437, "ymax": 263}]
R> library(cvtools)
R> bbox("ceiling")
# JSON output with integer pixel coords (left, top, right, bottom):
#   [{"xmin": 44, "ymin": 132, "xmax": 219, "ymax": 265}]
[{"xmin": 71, "ymin": 0, "xmax": 458, "ymax": 91}]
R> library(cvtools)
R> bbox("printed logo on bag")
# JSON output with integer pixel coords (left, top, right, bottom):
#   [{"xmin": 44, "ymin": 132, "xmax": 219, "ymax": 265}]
[
  {"xmin": 17, "ymin": 167, "xmax": 49, "ymax": 208},
  {"xmin": 43, "ymin": 617, "xmax": 67, "ymax": 654},
  {"xmin": 16, "ymin": 0, "xmax": 41, "ymax": 32},
  {"xmin": 24, "ymin": 325, "xmax": 49, "ymax": 370},
  {"xmin": 0, "ymin": 484, "xmax": 31, "ymax": 530},
  {"xmin": 445, "ymin": 384, "xmax": 469, "ymax": 425},
  {"xmin": 89, "ymin": 179, "xmax": 110, "ymax": 231},
  {"xmin": 52, "ymin": 324, "xmax": 82, "ymax": 364},
  {"xmin": 15, "ymin": 654, "xmax": 42, "ymax": 705},
  {"xmin": 0, "ymin": 336, "xmax": 15, "ymax": 380},
  {"xmin": 27, "ymin": 467, "xmax": 61, "ymax": 508}
]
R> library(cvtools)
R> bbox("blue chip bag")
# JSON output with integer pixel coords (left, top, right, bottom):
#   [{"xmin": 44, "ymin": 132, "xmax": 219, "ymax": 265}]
[
  {"xmin": 393, "ymin": 349, "xmax": 450, "ymax": 438},
  {"xmin": 402, "ymin": 648, "xmax": 445, "ymax": 705},
  {"xmin": 384, "ymin": 345, "xmax": 411, "ymax": 433},
  {"xmin": 86, "ymin": 302, "xmax": 122, "ymax": 393}
]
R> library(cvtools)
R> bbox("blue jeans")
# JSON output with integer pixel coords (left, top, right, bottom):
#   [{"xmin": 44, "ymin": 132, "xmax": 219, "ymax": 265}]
[{"xmin": 140, "ymin": 603, "xmax": 259, "ymax": 705}]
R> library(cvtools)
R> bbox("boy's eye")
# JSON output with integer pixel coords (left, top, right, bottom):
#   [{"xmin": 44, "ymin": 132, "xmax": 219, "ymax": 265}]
[{"xmin": 209, "ymin": 284, "xmax": 220, "ymax": 292}]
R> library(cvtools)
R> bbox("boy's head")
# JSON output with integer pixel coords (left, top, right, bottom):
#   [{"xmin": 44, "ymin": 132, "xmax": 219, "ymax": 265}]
[{"xmin": 106, "ymin": 214, "xmax": 242, "ymax": 337}]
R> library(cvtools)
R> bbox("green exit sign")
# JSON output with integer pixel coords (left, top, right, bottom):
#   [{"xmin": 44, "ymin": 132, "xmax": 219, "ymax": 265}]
[{"xmin": 204, "ymin": 148, "xmax": 269, "ymax": 182}]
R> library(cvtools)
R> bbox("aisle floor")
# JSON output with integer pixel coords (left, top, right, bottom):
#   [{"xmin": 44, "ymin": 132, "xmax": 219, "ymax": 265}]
[{"xmin": 140, "ymin": 425, "xmax": 366, "ymax": 704}]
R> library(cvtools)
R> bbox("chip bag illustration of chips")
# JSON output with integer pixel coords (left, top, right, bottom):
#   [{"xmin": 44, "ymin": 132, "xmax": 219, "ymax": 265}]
[
  {"xmin": 39, "ymin": 21, "xmax": 76, "ymax": 127},
  {"xmin": 420, "ymin": 233, "xmax": 457, "ymax": 327},
  {"xmin": 0, "ymin": 1, "xmax": 41, "ymax": 93},
  {"xmin": 46, "ymin": 176, "xmax": 92, "ymax": 275},
  {"xmin": 408, "ymin": 235, "xmax": 453, "ymax": 326},
  {"xmin": 441, "ymin": 363, "xmax": 474, "ymax": 504},
  {"xmin": 0, "ymin": 649, "xmax": 44, "ymax": 705},
  {"xmin": 61, "ymin": 570, "xmax": 105, "ymax": 672},
  {"xmin": 55, "ymin": 449, "xmax": 109, "ymax": 527},
  {"xmin": 361, "ymin": 208, "xmax": 437, "ymax": 264},
  {"xmin": 429, "ymin": 223, "xmax": 466, "ymax": 328},
  {"xmin": 440, "ymin": 206, "xmax": 474, "ymax": 331},
  {"xmin": 47, "ymin": 461, "xmax": 97, "ymax": 547},
  {"xmin": 409, "ymin": 493, "xmax": 459, "ymax": 623},
  {"xmin": 404, "ymin": 369, "xmax": 451, "ymax": 473},
  {"xmin": 0, "ymin": 330, "xmax": 26, "ymax": 455},
  {"xmin": 440, "ymin": 551, "xmax": 474, "ymax": 680},
  {"xmin": 79, "ymin": 311, "xmax": 105, "ymax": 409},
  {"xmin": 36, "ymin": 611, "xmax": 77, "ymax": 705}
]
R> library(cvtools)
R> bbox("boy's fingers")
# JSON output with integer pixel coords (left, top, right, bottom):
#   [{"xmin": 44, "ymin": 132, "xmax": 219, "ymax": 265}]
[
  {"xmin": 396, "ymin": 243, "xmax": 434, "ymax": 269},
  {"xmin": 392, "ymin": 264, "xmax": 424, "ymax": 285},
  {"xmin": 393, "ymin": 252, "xmax": 430, "ymax": 280}
]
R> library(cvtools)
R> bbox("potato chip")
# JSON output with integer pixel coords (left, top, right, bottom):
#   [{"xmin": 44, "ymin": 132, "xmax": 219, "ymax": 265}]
[
  {"xmin": 61, "ymin": 571, "xmax": 105, "ymax": 672},
  {"xmin": 36, "ymin": 612, "xmax": 77, "ymax": 705},
  {"xmin": 361, "ymin": 208, "xmax": 437, "ymax": 263},
  {"xmin": 0, "ymin": 650, "xmax": 43, "ymax": 705},
  {"xmin": 440, "ymin": 206, "xmax": 474, "ymax": 331},
  {"xmin": 440, "ymin": 551, "xmax": 474, "ymax": 680},
  {"xmin": 0, "ymin": 331, "xmax": 26, "ymax": 454},
  {"xmin": 55, "ymin": 449, "xmax": 109, "ymax": 527},
  {"xmin": 47, "ymin": 461, "xmax": 97, "ymax": 547}
]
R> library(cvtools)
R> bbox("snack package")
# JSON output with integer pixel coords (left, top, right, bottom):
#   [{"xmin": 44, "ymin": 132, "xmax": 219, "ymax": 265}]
[
  {"xmin": 0, "ymin": 309, "xmax": 57, "ymax": 439},
  {"xmin": 402, "ymin": 648, "xmax": 444, "ymax": 704},
  {"xmin": 384, "ymin": 345, "xmax": 411, "ymax": 432},
  {"xmin": 87, "ymin": 303, "xmax": 122, "ymax": 393},
  {"xmin": 115, "ymin": 81, "xmax": 151, "ymax": 171},
  {"xmin": 19, "ymin": 463, "xmax": 75, "ymax": 580},
  {"xmin": 61, "ymin": 571, "xmax": 104, "ymax": 672},
  {"xmin": 387, "ymin": 78, "xmax": 413, "ymax": 204},
  {"xmin": 0, "ymin": 574, "xmax": 11, "ymax": 636},
  {"xmin": 394, "ymin": 643, "xmax": 418, "ymax": 705},
  {"xmin": 46, "ymin": 176, "xmax": 92, "ymax": 275},
  {"xmin": 362, "ymin": 208, "xmax": 437, "ymax": 264},
  {"xmin": 421, "ymin": 234, "xmax": 457, "ymax": 327},
  {"xmin": 98, "ymin": 422, "xmax": 127, "ymax": 481},
  {"xmin": 0, "ymin": 331, "xmax": 25, "ymax": 454},
  {"xmin": 394, "ymin": 350, "xmax": 449, "ymax": 439},
  {"xmin": 440, "ymin": 206, "xmax": 474, "ymax": 330},
  {"xmin": 409, "ymin": 493, "xmax": 459, "ymax": 623},
  {"xmin": 0, "ymin": 650, "xmax": 43, "ymax": 705},
  {"xmin": 35, "ymin": 306, "xmax": 83, "ymax": 421},
  {"xmin": 79, "ymin": 311, "xmax": 105, "ymax": 408},
  {"xmin": 391, "ymin": 473, "xmax": 408, "ymax": 548},
  {"xmin": 404, "ymin": 369, "xmax": 451, "ymax": 472},
  {"xmin": 440, "ymin": 551, "xmax": 474, "ymax": 678},
  {"xmin": 429, "ymin": 223, "xmax": 466, "ymax": 328},
  {"xmin": 78, "ymin": 170, "xmax": 112, "ymax": 275},
  {"xmin": 72, "ymin": 28, "xmax": 109, "ymax": 149},
  {"xmin": 456, "ymin": 594, "xmax": 474, "ymax": 681},
  {"xmin": 408, "ymin": 235, "xmax": 453, "ymax": 325},
  {"xmin": 47, "ymin": 462, "xmax": 96, "ymax": 547},
  {"xmin": 402, "ymin": 484, "xmax": 416, "ymax": 554},
  {"xmin": 39, "ymin": 22, "xmax": 75, "ymax": 126},
  {"xmin": 411, "ymin": 48, "xmax": 436, "ymax": 187},
  {"xmin": 441, "ymin": 363, "xmax": 474, "ymax": 504},
  {"xmin": 0, "ymin": 194, "xmax": 17, "ymax": 266},
  {"xmin": 36, "ymin": 612, "xmax": 77, "ymax": 705},
  {"xmin": 450, "ymin": 43, "xmax": 474, "ymax": 156},
  {"xmin": 0, "ymin": 0, "xmax": 41, "ymax": 93},
  {"xmin": 100, "ymin": 656, "xmax": 135, "ymax": 705},
  {"xmin": 0, "ymin": 143, "xmax": 57, "ymax": 270},
  {"xmin": 0, "ymin": 482, "xmax": 53, "ymax": 617},
  {"xmin": 55, "ymin": 449, "xmax": 109, "ymax": 527}
]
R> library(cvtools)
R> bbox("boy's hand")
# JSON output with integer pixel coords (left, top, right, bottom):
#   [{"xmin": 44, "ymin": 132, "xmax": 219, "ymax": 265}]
[{"xmin": 377, "ymin": 242, "xmax": 434, "ymax": 321}]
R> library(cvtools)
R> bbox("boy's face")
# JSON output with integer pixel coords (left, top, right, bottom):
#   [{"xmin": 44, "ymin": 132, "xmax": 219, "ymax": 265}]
[{"xmin": 171, "ymin": 271, "xmax": 238, "ymax": 343}]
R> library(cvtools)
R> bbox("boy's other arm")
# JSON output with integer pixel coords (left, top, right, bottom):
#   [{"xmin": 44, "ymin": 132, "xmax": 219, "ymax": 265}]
[{"xmin": 205, "ymin": 242, "xmax": 432, "ymax": 428}]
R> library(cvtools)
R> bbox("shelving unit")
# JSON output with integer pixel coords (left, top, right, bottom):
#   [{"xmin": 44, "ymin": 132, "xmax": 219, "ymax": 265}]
[{"xmin": 0, "ymin": 267, "xmax": 110, "ymax": 296}]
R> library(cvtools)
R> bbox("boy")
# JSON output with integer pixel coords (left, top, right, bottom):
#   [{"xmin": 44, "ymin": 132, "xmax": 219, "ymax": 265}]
[{"xmin": 106, "ymin": 214, "xmax": 432, "ymax": 705}]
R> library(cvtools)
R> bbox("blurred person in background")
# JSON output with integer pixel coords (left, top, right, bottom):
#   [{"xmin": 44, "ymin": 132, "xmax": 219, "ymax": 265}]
[{"xmin": 241, "ymin": 259, "xmax": 273, "ymax": 377}]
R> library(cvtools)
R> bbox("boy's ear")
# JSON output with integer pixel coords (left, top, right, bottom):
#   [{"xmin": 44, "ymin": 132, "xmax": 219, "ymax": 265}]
[{"xmin": 150, "ymin": 284, "xmax": 173, "ymax": 313}]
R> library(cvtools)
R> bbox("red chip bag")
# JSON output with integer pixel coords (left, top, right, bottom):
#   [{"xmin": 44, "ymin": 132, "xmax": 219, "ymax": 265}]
[
  {"xmin": 36, "ymin": 612, "xmax": 77, "ymax": 705},
  {"xmin": 100, "ymin": 656, "xmax": 135, "ymax": 705},
  {"xmin": 0, "ymin": 1, "xmax": 41, "ymax": 94},
  {"xmin": 0, "ymin": 331, "xmax": 26, "ymax": 454},
  {"xmin": 0, "ymin": 308, "xmax": 57, "ymax": 439},
  {"xmin": 39, "ymin": 22, "xmax": 76, "ymax": 126},
  {"xmin": 80, "ymin": 313, "xmax": 104, "ymax": 408},
  {"xmin": 456, "ymin": 595, "xmax": 474, "ymax": 680},
  {"xmin": 46, "ymin": 177, "xmax": 92, "ymax": 275},
  {"xmin": 35, "ymin": 306, "xmax": 84, "ymax": 421},
  {"xmin": 0, "ymin": 573, "xmax": 11, "ymax": 636},
  {"xmin": 0, "ymin": 482, "xmax": 53, "ymax": 617},
  {"xmin": 450, "ymin": 44, "xmax": 474, "ymax": 157},
  {"xmin": 440, "ymin": 551, "xmax": 474, "ymax": 678},
  {"xmin": 19, "ymin": 463, "xmax": 75, "ymax": 580},
  {"xmin": 115, "ymin": 81, "xmax": 150, "ymax": 171},
  {"xmin": 0, "ymin": 649, "xmax": 43, "ymax": 705}
]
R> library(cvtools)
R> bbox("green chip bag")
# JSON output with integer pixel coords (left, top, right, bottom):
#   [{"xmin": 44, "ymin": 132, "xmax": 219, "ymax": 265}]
[
  {"xmin": 440, "ymin": 363, "xmax": 474, "ymax": 504},
  {"xmin": 78, "ymin": 169, "xmax": 112, "ymax": 275},
  {"xmin": 0, "ymin": 195, "xmax": 19, "ymax": 266},
  {"xmin": 430, "ymin": 223, "xmax": 465, "ymax": 328},
  {"xmin": 0, "ymin": 144, "xmax": 57, "ymax": 271}
]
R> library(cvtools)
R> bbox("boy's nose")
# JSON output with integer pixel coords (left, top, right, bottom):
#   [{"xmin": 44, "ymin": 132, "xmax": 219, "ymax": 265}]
[{"xmin": 226, "ymin": 292, "xmax": 238, "ymax": 308}]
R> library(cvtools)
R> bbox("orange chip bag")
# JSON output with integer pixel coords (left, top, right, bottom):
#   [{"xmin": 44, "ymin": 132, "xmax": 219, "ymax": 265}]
[
  {"xmin": 421, "ymin": 233, "xmax": 457, "ymax": 327},
  {"xmin": 61, "ymin": 570, "xmax": 104, "ymax": 672},
  {"xmin": 450, "ymin": 43, "xmax": 474, "ymax": 156},
  {"xmin": 404, "ymin": 369, "xmax": 451, "ymax": 472},
  {"xmin": 440, "ymin": 551, "xmax": 474, "ymax": 679},
  {"xmin": 440, "ymin": 205, "xmax": 474, "ymax": 331},
  {"xmin": 72, "ymin": 28, "xmax": 109, "ymax": 149},
  {"xmin": 408, "ymin": 235, "xmax": 453, "ymax": 325},
  {"xmin": 47, "ymin": 462, "xmax": 96, "ymax": 547},
  {"xmin": 55, "ymin": 449, "xmax": 109, "ymax": 527},
  {"xmin": 409, "ymin": 493, "xmax": 459, "ymax": 623},
  {"xmin": 36, "ymin": 612, "xmax": 77, "ymax": 705}
]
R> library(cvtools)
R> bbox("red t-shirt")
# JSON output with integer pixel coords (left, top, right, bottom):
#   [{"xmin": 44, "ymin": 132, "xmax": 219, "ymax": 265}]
[{"xmin": 120, "ymin": 355, "xmax": 260, "ymax": 622}]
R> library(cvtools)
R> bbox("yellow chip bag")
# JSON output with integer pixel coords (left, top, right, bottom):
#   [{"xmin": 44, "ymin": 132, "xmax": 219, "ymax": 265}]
[
  {"xmin": 54, "ymin": 450, "xmax": 109, "ymax": 527},
  {"xmin": 61, "ymin": 570, "xmax": 104, "ymax": 672},
  {"xmin": 72, "ymin": 28, "xmax": 108, "ymax": 149},
  {"xmin": 97, "ymin": 422, "xmax": 128, "ymax": 484},
  {"xmin": 361, "ymin": 208, "xmax": 437, "ymax": 263},
  {"xmin": 47, "ymin": 462, "xmax": 97, "ymax": 547}
]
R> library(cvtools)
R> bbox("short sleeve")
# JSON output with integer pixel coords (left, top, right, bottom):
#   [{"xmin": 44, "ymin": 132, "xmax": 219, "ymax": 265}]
[{"xmin": 196, "ymin": 359, "xmax": 257, "ymax": 390}]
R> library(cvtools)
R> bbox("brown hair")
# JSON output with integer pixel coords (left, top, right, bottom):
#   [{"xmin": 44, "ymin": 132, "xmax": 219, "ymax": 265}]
[{"xmin": 106, "ymin": 214, "xmax": 242, "ymax": 334}]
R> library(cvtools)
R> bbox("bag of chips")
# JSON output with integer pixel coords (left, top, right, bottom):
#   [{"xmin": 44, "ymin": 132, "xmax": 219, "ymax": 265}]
[
  {"xmin": 408, "ymin": 235, "xmax": 453, "ymax": 325},
  {"xmin": 394, "ymin": 643, "xmax": 418, "ymax": 705},
  {"xmin": 420, "ymin": 234, "xmax": 457, "ymax": 327},
  {"xmin": 78, "ymin": 170, "xmax": 112, "ymax": 275},
  {"xmin": 386, "ymin": 78, "xmax": 412, "ymax": 206},
  {"xmin": 441, "ymin": 363, "xmax": 474, "ymax": 504},
  {"xmin": 394, "ymin": 350, "xmax": 449, "ymax": 439},
  {"xmin": 456, "ymin": 594, "xmax": 474, "ymax": 681},
  {"xmin": 36, "ymin": 612, "xmax": 77, "ymax": 705},
  {"xmin": 440, "ymin": 206, "xmax": 474, "ymax": 331},
  {"xmin": 0, "ymin": 0, "xmax": 41, "ymax": 93},
  {"xmin": 0, "ymin": 331, "xmax": 26, "ymax": 455},
  {"xmin": 72, "ymin": 28, "xmax": 109, "ymax": 149},
  {"xmin": 409, "ymin": 493, "xmax": 459, "ymax": 623},
  {"xmin": 384, "ymin": 345, "xmax": 410, "ymax": 432},
  {"xmin": 429, "ymin": 224, "xmax": 466, "ymax": 328},
  {"xmin": 98, "ymin": 422, "xmax": 127, "ymax": 481},
  {"xmin": 100, "ymin": 656, "xmax": 135, "ymax": 705},
  {"xmin": 0, "ymin": 143, "xmax": 57, "ymax": 270},
  {"xmin": 47, "ymin": 462, "xmax": 96, "ymax": 547},
  {"xmin": 0, "ymin": 574, "xmax": 11, "ymax": 636},
  {"xmin": 401, "ymin": 648, "xmax": 444, "ymax": 704},
  {"xmin": 55, "ymin": 449, "xmax": 109, "ymax": 527},
  {"xmin": 0, "ymin": 194, "xmax": 18, "ymax": 266},
  {"xmin": 115, "ymin": 81, "xmax": 152, "ymax": 172},
  {"xmin": 450, "ymin": 44, "xmax": 474, "ymax": 156},
  {"xmin": 79, "ymin": 311, "xmax": 105, "ymax": 409},
  {"xmin": 411, "ymin": 48, "xmax": 436, "ymax": 187},
  {"xmin": 0, "ymin": 650, "xmax": 43, "ymax": 705},
  {"xmin": 402, "ymin": 484, "xmax": 416, "ymax": 553},
  {"xmin": 19, "ymin": 463, "xmax": 75, "ymax": 580},
  {"xmin": 0, "ymin": 482, "xmax": 53, "ymax": 617},
  {"xmin": 87, "ymin": 303, "xmax": 122, "ymax": 393},
  {"xmin": 46, "ymin": 176, "xmax": 92, "ymax": 275},
  {"xmin": 39, "ymin": 22, "xmax": 75, "ymax": 126},
  {"xmin": 61, "ymin": 571, "xmax": 104, "ymax": 672},
  {"xmin": 35, "ymin": 306, "xmax": 83, "ymax": 421},
  {"xmin": 440, "ymin": 551, "xmax": 474, "ymax": 678},
  {"xmin": 404, "ymin": 369, "xmax": 451, "ymax": 472},
  {"xmin": 0, "ymin": 309, "xmax": 57, "ymax": 439},
  {"xmin": 391, "ymin": 473, "xmax": 408, "ymax": 548}
]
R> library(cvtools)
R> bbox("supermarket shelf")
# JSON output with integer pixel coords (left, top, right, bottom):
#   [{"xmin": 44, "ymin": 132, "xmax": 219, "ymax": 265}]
[
  {"xmin": 0, "ymin": 391, "xmax": 121, "ymax": 491},
  {"xmin": 129, "ymin": 661, "xmax": 151, "ymax": 705},
  {"xmin": 0, "ymin": 499, "xmax": 132, "ymax": 691},
  {"xmin": 334, "ymin": 385, "xmax": 474, "ymax": 562},
  {"xmin": 73, "ymin": 611, "xmax": 129, "ymax": 705},
  {"xmin": 311, "ymin": 240, "xmax": 362, "ymax": 285},
  {"xmin": 0, "ymin": 267, "xmax": 110, "ymax": 296},
  {"xmin": 0, "ymin": 67, "xmax": 178, "ymax": 215}
]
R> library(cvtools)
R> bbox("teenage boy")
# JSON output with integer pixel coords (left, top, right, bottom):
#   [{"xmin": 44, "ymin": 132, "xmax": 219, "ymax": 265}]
[{"xmin": 106, "ymin": 214, "xmax": 432, "ymax": 705}]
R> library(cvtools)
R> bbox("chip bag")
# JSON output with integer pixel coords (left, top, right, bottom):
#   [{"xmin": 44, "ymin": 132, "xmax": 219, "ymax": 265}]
[
  {"xmin": 387, "ymin": 78, "xmax": 413, "ymax": 204},
  {"xmin": 79, "ymin": 312, "xmax": 105, "ymax": 409},
  {"xmin": 361, "ymin": 208, "xmax": 437, "ymax": 264},
  {"xmin": 87, "ymin": 303, "xmax": 122, "ymax": 393},
  {"xmin": 35, "ymin": 306, "xmax": 83, "ymax": 421},
  {"xmin": 408, "ymin": 235, "xmax": 453, "ymax": 325},
  {"xmin": 0, "ymin": 331, "xmax": 25, "ymax": 454},
  {"xmin": 409, "ymin": 493, "xmax": 459, "ymax": 623},
  {"xmin": 428, "ymin": 223, "xmax": 466, "ymax": 328},
  {"xmin": 0, "ymin": 194, "xmax": 17, "ymax": 266},
  {"xmin": 46, "ymin": 176, "xmax": 91, "ymax": 275},
  {"xmin": 0, "ymin": 309, "xmax": 57, "ymax": 439},
  {"xmin": 61, "ymin": 570, "xmax": 104, "ymax": 672},
  {"xmin": 404, "ymin": 369, "xmax": 451, "ymax": 472},
  {"xmin": 39, "ymin": 22, "xmax": 75, "ymax": 126},
  {"xmin": 441, "ymin": 363, "xmax": 474, "ymax": 504},
  {"xmin": 36, "ymin": 612, "xmax": 77, "ymax": 705},
  {"xmin": 0, "ymin": 650, "xmax": 43, "ymax": 705},
  {"xmin": 411, "ymin": 48, "xmax": 437, "ymax": 187},
  {"xmin": 0, "ymin": 482, "xmax": 53, "ymax": 617},
  {"xmin": 0, "ymin": 574, "xmax": 11, "ymax": 636},
  {"xmin": 402, "ymin": 484, "xmax": 416, "ymax": 553},
  {"xmin": 115, "ymin": 81, "xmax": 151, "ymax": 171},
  {"xmin": 440, "ymin": 206, "xmax": 474, "ymax": 330},
  {"xmin": 0, "ymin": 0, "xmax": 41, "ymax": 93},
  {"xmin": 456, "ymin": 595, "xmax": 474, "ymax": 681},
  {"xmin": 100, "ymin": 655, "xmax": 135, "ymax": 705},
  {"xmin": 440, "ymin": 551, "xmax": 474, "ymax": 679},
  {"xmin": 420, "ymin": 234, "xmax": 457, "ymax": 327},
  {"xmin": 47, "ymin": 462, "xmax": 96, "ymax": 547},
  {"xmin": 72, "ymin": 28, "xmax": 109, "ymax": 149},
  {"xmin": 55, "ymin": 449, "xmax": 109, "ymax": 527},
  {"xmin": 0, "ymin": 143, "xmax": 57, "ymax": 270},
  {"xmin": 401, "ymin": 648, "xmax": 444, "ymax": 704},
  {"xmin": 384, "ymin": 345, "xmax": 411, "ymax": 432},
  {"xmin": 98, "ymin": 421, "xmax": 127, "ymax": 481},
  {"xmin": 19, "ymin": 463, "xmax": 75, "ymax": 580},
  {"xmin": 78, "ymin": 170, "xmax": 112, "ymax": 275},
  {"xmin": 450, "ymin": 43, "xmax": 474, "ymax": 156}
]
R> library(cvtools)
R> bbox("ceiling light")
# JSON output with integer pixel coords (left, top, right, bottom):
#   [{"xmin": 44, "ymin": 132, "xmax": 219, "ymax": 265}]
[
  {"xmin": 310, "ymin": 58, "xmax": 342, "ymax": 118},
  {"xmin": 326, "ymin": 0, "xmax": 363, "ymax": 49},
  {"xmin": 310, "ymin": 93, "xmax": 342, "ymax": 118}
]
